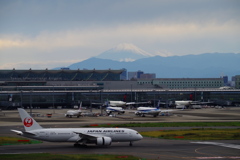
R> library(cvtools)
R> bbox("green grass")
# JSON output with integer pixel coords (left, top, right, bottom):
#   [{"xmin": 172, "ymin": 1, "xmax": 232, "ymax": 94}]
[
  {"xmin": 0, "ymin": 137, "xmax": 42, "ymax": 146},
  {"xmin": 140, "ymin": 128, "xmax": 240, "ymax": 140},
  {"xmin": 86, "ymin": 122, "xmax": 240, "ymax": 128},
  {"xmin": 0, "ymin": 153, "xmax": 142, "ymax": 160}
]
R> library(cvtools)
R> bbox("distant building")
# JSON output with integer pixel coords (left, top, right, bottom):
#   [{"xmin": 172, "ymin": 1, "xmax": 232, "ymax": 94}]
[
  {"xmin": 128, "ymin": 70, "xmax": 144, "ymax": 80},
  {"xmin": 120, "ymin": 68, "xmax": 127, "ymax": 80},
  {"xmin": 140, "ymin": 73, "xmax": 156, "ymax": 79},
  {"xmin": 138, "ymin": 78, "xmax": 224, "ymax": 89},
  {"xmin": 0, "ymin": 69, "xmax": 123, "ymax": 82},
  {"xmin": 221, "ymin": 76, "xmax": 228, "ymax": 86},
  {"xmin": 235, "ymin": 75, "xmax": 240, "ymax": 89}
]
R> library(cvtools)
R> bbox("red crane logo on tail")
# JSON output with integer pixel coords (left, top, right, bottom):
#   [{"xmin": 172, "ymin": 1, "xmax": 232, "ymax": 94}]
[{"xmin": 23, "ymin": 117, "xmax": 33, "ymax": 127}]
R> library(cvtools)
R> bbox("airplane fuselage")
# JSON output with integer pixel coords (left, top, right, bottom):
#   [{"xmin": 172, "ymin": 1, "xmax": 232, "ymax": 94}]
[
  {"xmin": 135, "ymin": 107, "xmax": 160, "ymax": 117},
  {"xmin": 21, "ymin": 128, "xmax": 142, "ymax": 143},
  {"xmin": 106, "ymin": 106, "xmax": 125, "ymax": 115},
  {"xmin": 175, "ymin": 100, "xmax": 192, "ymax": 106},
  {"xmin": 109, "ymin": 101, "xmax": 126, "ymax": 107},
  {"xmin": 65, "ymin": 110, "xmax": 81, "ymax": 118}
]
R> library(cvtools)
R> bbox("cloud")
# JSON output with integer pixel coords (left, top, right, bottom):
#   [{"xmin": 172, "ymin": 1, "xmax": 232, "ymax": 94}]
[
  {"xmin": 0, "ymin": 59, "xmax": 82, "ymax": 70},
  {"xmin": 0, "ymin": 19, "xmax": 239, "ymax": 69},
  {"xmin": 1, "ymin": 20, "xmax": 239, "ymax": 50}
]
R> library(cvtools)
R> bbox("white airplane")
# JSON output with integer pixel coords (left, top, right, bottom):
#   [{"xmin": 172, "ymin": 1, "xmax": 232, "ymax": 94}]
[
  {"xmin": 11, "ymin": 108, "xmax": 143, "ymax": 147},
  {"xmin": 175, "ymin": 100, "xmax": 211, "ymax": 109},
  {"xmin": 219, "ymin": 86, "xmax": 234, "ymax": 90},
  {"xmin": 100, "ymin": 100, "xmax": 149, "ymax": 115},
  {"xmin": 65, "ymin": 102, "xmax": 82, "ymax": 118},
  {"xmin": 108, "ymin": 101, "xmax": 149, "ymax": 107},
  {"xmin": 105, "ymin": 101, "xmax": 125, "ymax": 115},
  {"xmin": 135, "ymin": 100, "xmax": 173, "ymax": 117},
  {"xmin": 175, "ymin": 100, "xmax": 193, "ymax": 109}
]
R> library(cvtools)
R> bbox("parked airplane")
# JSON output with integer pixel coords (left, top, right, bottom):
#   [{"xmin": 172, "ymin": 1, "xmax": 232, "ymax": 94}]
[
  {"xmin": 11, "ymin": 108, "xmax": 143, "ymax": 147},
  {"xmin": 105, "ymin": 101, "xmax": 125, "ymax": 115},
  {"xmin": 175, "ymin": 100, "xmax": 211, "ymax": 109},
  {"xmin": 65, "ymin": 102, "xmax": 82, "ymax": 118},
  {"xmin": 175, "ymin": 100, "xmax": 192, "ymax": 109},
  {"xmin": 135, "ymin": 100, "xmax": 173, "ymax": 117},
  {"xmin": 108, "ymin": 100, "xmax": 149, "ymax": 107},
  {"xmin": 219, "ymin": 86, "xmax": 234, "ymax": 90}
]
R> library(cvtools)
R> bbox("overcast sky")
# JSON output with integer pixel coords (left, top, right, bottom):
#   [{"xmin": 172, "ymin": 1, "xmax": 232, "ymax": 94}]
[{"xmin": 0, "ymin": 0, "xmax": 240, "ymax": 69}]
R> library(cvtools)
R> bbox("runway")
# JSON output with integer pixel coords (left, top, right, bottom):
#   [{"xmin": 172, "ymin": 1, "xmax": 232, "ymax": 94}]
[
  {"xmin": 1, "ymin": 137, "xmax": 239, "ymax": 160},
  {"xmin": 0, "ymin": 107, "xmax": 240, "ymax": 160}
]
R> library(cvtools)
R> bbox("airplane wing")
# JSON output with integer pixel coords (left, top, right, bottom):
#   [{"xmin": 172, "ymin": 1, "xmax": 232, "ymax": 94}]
[
  {"xmin": 11, "ymin": 129, "xmax": 23, "ymax": 135},
  {"xmin": 73, "ymin": 131, "xmax": 100, "ymax": 141},
  {"xmin": 11, "ymin": 129, "xmax": 36, "ymax": 136},
  {"xmin": 160, "ymin": 109, "xmax": 174, "ymax": 113},
  {"xmin": 73, "ymin": 131, "xmax": 112, "ymax": 146},
  {"xmin": 126, "ymin": 102, "xmax": 150, "ymax": 105}
]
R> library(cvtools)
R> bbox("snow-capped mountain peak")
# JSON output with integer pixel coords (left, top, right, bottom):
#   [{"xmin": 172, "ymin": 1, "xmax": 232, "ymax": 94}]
[
  {"xmin": 114, "ymin": 43, "xmax": 153, "ymax": 57},
  {"xmin": 96, "ymin": 43, "xmax": 153, "ymax": 62}
]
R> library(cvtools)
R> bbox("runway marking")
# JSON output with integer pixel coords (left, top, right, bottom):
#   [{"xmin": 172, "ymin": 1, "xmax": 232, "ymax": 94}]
[
  {"xmin": 191, "ymin": 142, "xmax": 240, "ymax": 150},
  {"xmin": 195, "ymin": 146, "xmax": 216, "ymax": 156}
]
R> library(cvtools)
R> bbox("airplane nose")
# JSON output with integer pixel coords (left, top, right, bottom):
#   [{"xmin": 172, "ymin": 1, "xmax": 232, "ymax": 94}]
[{"xmin": 137, "ymin": 133, "xmax": 143, "ymax": 140}]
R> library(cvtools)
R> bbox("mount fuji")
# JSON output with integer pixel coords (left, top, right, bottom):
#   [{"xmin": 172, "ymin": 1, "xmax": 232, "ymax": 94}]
[
  {"xmin": 95, "ymin": 43, "xmax": 154, "ymax": 62},
  {"xmin": 62, "ymin": 43, "xmax": 240, "ymax": 78}
]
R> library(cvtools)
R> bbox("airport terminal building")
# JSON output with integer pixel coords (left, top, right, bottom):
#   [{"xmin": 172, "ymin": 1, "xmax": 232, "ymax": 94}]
[
  {"xmin": 0, "ymin": 69, "xmax": 239, "ymax": 109},
  {"xmin": 0, "ymin": 69, "xmax": 224, "ymax": 89}
]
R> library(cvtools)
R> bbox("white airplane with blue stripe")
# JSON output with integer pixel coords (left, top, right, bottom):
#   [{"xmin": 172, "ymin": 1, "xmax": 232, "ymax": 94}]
[
  {"xmin": 135, "ymin": 100, "xmax": 173, "ymax": 117},
  {"xmin": 105, "ymin": 101, "xmax": 125, "ymax": 115}
]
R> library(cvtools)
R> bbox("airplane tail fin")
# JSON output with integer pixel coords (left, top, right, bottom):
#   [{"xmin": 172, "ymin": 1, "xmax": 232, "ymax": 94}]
[
  {"xmin": 79, "ymin": 102, "xmax": 82, "ymax": 111},
  {"xmin": 156, "ymin": 100, "xmax": 161, "ymax": 109},
  {"xmin": 18, "ymin": 108, "xmax": 43, "ymax": 131},
  {"xmin": 104, "ymin": 100, "xmax": 109, "ymax": 107}
]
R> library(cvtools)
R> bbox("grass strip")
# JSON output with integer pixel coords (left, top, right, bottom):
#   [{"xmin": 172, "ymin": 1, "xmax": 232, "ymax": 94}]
[
  {"xmin": 0, "ymin": 137, "xmax": 42, "ymax": 146},
  {"xmin": 140, "ymin": 128, "xmax": 240, "ymax": 140},
  {"xmin": 87, "ymin": 122, "xmax": 240, "ymax": 128},
  {"xmin": 0, "ymin": 153, "xmax": 141, "ymax": 160}
]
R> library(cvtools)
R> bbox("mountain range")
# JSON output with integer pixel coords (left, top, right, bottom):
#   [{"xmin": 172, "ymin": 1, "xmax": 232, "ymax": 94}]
[{"xmin": 60, "ymin": 44, "xmax": 240, "ymax": 78}]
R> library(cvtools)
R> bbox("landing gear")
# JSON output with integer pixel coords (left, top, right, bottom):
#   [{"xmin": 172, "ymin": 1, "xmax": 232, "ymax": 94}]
[
  {"xmin": 74, "ymin": 143, "xmax": 79, "ymax": 147},
  {"xmin": 74, "ymin": 143, "xmax": 87, "ymax": 147},
  {"xmin": 129, "ymin": 141, "xmax": 133, "ymax": 146}
]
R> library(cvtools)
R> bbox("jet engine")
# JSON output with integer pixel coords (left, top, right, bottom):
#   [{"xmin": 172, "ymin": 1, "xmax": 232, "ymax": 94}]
[{"xmin": 96, "ymin": 137, "xmax": 112, "ymax": 146}]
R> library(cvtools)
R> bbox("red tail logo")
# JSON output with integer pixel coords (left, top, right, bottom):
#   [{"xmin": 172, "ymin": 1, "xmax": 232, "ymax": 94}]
[{"xmin": 23, "ymin": 117, "xmax": 33, "ymax": 127}]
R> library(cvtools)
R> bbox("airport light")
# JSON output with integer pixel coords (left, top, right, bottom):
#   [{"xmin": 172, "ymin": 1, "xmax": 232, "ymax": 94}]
[
  {"xmin": 20, "ymin": 90, "xmax": 23, "ymax": 108},
  {"xmin": 30, "ymin": 90, "xmax": 32, "ymax": 116},
  {"xmin": 131, "ymin": 84, "xmax": 133, "ymax": 102},
  {"xmin": 52, "ymin": 86, "xmax": 55, "ymax": 114}
]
